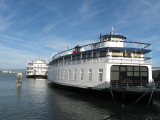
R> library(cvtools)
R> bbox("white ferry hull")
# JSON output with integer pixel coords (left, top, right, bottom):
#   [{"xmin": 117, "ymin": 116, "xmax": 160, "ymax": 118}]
[
  {"xmin": 48, "ymin": 60, "xmax": 152, "ymax": 89},
  {"xmin": 48, "ymin": 61, "xmax": 153, "ymax": 103},
  {"xmin": 48, "ymin": 29, "xmax": 155, "ymax": 103}
]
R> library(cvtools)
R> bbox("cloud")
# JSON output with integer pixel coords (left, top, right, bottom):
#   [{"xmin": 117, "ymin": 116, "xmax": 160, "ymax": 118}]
[
  {"xmin": 0, "ymin": 0, "xmax": 160, "ymax": 69},
  {"xmin": 79, "ymin": 0, "xmax": 104, "ymax": 19},
  {"xmin": 115, "ymin": 0, "xmax": 160, "ymax": 29},
  {"xmin": 0, "ymin": 45, "xmax": 41, "ymax": 69},
  {"xmin": 0, "ymin": 0, "xmax": 13, "ymax": 30},
  {"xmin": 42, "ymin": 16, "xmax": 72, "ymax": 32},
  {"xmin": 37, "ymin": 34, "xmax": 96, "ymax": 51},
  {"xmin": 0, "ymin": 31, "xmax": 53, "ymax": 68},
  {"xmin": 42, "ymin": 0, "xmax": 104, "ymax": 32},
  {"xmin": 0, "ymin": 0, "xmax": 7, "ymax": 11},
  {"xmin": 79, "ymin": 1, "xmax": 91, "ymax": 14}
]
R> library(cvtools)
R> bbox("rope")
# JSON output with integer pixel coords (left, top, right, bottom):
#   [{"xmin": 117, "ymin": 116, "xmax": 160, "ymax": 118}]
[
  {"xmin": 131, "ymin": 89, "xmax": 154, "ymax": 120},
  {"xmin": 145, "ymin": 89, "xmax": 154, "ymax": 112},
  {"xmin": 103, "ymin": 89, "xmax": 151, "ymax": 120},
  {"xmin": 110, "ymin": 87, "xmax": 116, "ymax": 105}
]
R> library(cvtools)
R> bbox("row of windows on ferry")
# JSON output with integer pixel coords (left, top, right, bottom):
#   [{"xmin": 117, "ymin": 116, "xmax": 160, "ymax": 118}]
[
  {"xmin": 28, "ymin": 64, "xmax": 47, "ymax": 66},
  {"xmin": 53, "ymin": 69, "xmax": 103, "ymax": 81},
  {"xmin": 100, "ymin": 37, "xmax": 122, "ymax": 41},
  {"xmin": 27, "ymin": 67, "xmax": 47, "ymax": 70},
  {"xmin": 27, "ymin": 71, "xmax": 47, "ymax": 74},
  {"xmin": 50, "ymin": 50, "xmax": 143, "ymax": 65},
  {"xmin": 36, "ymin": 65, "xmax": 46, "ymax": 66}
]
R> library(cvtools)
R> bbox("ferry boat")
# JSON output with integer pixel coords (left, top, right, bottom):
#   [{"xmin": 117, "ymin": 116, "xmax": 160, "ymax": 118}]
[
  {"xmin": 48, "ymin": 29, "xmax": 156, "ymax": 103},
  {"xmin": 26, "ymin": 59, "xmax": 48, "ymax": 78}
]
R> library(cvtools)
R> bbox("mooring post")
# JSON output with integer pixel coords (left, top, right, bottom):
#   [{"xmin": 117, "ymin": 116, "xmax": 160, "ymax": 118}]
[{"xmin": 17, "ymin": 72, "xmax": 22, "ymax": 88}]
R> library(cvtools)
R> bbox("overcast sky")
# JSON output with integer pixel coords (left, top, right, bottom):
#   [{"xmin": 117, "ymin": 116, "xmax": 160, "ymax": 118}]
[{"xmin": 0, "ymin": 0, "xmax": 160, "ymax": 69}]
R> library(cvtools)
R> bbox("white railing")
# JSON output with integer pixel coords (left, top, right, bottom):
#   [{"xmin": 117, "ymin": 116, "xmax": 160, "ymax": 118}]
[
  {"xmin": 51, "ymin": 40, "xmax": 151, "ymax": 60},
  {"xmin": 106, "ymin": 57, "xmax": 151, "ymax": 64},
  {"xmin": 52, "ymin": 56, "xmax": 151, "ymax": 67},
  {"xmin": 111, "ymin": 82, "xmax": 155, "ymax": 91}
]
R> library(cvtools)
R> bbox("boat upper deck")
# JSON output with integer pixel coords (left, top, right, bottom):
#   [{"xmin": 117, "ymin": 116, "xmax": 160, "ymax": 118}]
[
  {"xmin": 51, "ymin": 40, "xmax": 151, "ymax": 58},
  {"xmin": 50, "ymin": 30, "xmax": 151, "ymax": 65}
]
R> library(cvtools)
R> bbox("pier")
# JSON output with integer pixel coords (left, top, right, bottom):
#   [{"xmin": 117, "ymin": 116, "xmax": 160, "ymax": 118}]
[
  {"xmin": 0, "ymin": 70, "xmax": 24, "ymax": 88},
  {"xmin": 0, "ymin": 70, "xmax": 16, "ymax": 73},
  {"xmin": 0, "ymin": 70, "xmax": 25, "ymax": 74}
]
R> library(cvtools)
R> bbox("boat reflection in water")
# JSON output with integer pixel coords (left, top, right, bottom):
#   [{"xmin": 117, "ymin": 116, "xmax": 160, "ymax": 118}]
[{"xmin": 26, "ymin": 78, "xmax": 48, "ymax": 105}]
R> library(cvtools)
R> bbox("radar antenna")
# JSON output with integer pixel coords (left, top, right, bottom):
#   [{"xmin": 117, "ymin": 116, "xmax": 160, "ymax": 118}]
[{"xmin": 111, "ymin": 27, "xmax": 115, "ymax": 35}]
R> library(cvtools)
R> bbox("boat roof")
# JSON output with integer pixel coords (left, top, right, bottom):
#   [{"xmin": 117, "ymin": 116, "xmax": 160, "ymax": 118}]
[{"xmin": 100, "ymin": 34, "xmax": 127, "ymax": 39}]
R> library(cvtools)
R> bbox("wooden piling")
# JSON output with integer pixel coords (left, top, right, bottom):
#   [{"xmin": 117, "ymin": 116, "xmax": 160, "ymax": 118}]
[{"xmin": 16, "ymin": 72, "xmax": 22, "ymax": 88}]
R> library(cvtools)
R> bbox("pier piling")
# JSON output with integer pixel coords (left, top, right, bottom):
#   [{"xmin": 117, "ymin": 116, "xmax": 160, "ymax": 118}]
[{"xmin": 16, "ymin": 72, "xmax": 22, "ymax": 88}]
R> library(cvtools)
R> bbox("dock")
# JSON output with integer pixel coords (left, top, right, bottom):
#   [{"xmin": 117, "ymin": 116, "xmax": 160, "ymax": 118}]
[{"xmin": 0, "ymin": 71, "xmax": 25, "ymax": 74}]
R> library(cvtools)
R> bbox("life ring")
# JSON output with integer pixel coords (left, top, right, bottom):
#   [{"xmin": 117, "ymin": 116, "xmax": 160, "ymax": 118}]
[{"xmin": 72, "ymin": 50, "xmax": 77, "ymax": 54}]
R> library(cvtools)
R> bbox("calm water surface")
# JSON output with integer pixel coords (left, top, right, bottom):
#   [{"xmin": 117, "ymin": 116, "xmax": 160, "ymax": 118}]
[{"xmin": 0, "ymin": 73, "xmax": 160, "ymax": 120}]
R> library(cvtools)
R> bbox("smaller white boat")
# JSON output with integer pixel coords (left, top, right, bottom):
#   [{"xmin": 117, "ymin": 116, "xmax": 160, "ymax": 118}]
[{"xmin": 26, "ymin": 59, "xmax": 48, "ymax": 78}]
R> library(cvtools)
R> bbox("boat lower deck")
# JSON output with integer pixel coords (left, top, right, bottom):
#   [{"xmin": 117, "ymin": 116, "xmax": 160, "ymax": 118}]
[
  {"xmin": 48, "ymin": 81, "xmax": 156, "ymax": 104},
  {"xmin": 26, "ymin": 75, "xmax": 47, "ymax": 79}
]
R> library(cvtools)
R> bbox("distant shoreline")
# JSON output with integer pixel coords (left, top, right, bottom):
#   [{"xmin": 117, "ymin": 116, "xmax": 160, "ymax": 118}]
[{"xmin": 0, "ymin": 69, "xmax": 25, "ymax": 74}]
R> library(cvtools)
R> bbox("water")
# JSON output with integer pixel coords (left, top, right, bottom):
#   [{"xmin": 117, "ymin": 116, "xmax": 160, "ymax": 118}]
[{"xmin": 0, "ymin": 73, "xmax": 160, "ymax": 120}]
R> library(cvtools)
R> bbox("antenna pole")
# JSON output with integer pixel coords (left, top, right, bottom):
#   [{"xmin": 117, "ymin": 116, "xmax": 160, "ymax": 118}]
[{"xmin": 112, "ymin": 27, "xmax": 115, "ymax": 34}]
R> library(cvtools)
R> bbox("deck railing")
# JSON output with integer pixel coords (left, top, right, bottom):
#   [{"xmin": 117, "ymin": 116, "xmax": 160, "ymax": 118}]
[
  {"xmin": 110, "ymin": 82, "xmax": 155, "ymax": 91},
  {"xmin": 51, "ymin": 40, "xmax": 151, "ymax": 60},
  {"xmin": 52, "ymin": 56, "xmax": 151, "ymax": 66},
  {"xmin": 106, "ymin": 57, "xmax": 151, "ymax": 64}
]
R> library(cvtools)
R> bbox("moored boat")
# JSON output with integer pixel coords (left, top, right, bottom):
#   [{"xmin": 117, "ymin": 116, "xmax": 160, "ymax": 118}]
[
  {"xmin": 48, "ymin": 29, "xmax": 157, "ymax": 103},
  {"xmin": 26, "ymin": 59, "xmax": 48, "ymax": 78}
]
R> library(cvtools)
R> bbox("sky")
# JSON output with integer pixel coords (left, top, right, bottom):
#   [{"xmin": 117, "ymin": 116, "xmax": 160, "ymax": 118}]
[{"xmin": 0, "ymin": 0, "xmax": 160, "ymax": 69}]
